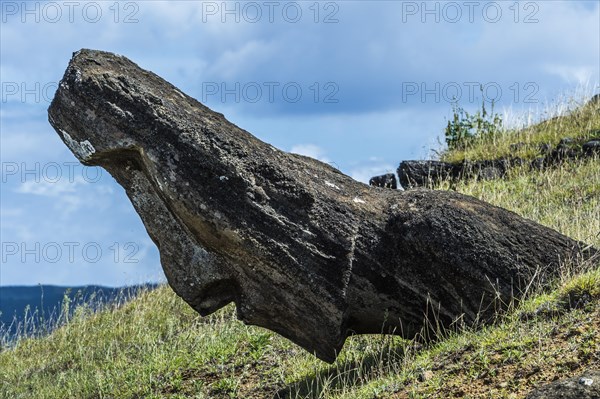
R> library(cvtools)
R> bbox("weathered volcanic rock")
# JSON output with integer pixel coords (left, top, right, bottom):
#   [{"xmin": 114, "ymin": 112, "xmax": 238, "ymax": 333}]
[
  {"xmin": 588, "ymin": 93, "xmax": 600, "ymax": 106},
  {"xmin": 583, "ymin": 139, "xmax": 600, "ymax": 156},
  {"xmin": 397, "ymin": 160, "xmax": 459, "ymax": 189},
  {"xmin": 398, "ymin": 159, "xmax": 517, "ymax": 189},
  {"xmin": 369, "ymin": 173, "xmax": 397, "ymax": 189},
  {"xmin": 525, "ymin": 370, "xmax": 600, "ymax": 399},
  {"xmin": 48, "ymin": 50, "xmax": 597, "ymax": 362}
]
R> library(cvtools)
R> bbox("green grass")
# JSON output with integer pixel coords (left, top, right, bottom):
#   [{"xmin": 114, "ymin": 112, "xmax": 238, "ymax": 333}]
[{"xmin": 1, "ymin": 96, "xmax": 599, "ymax": 398}]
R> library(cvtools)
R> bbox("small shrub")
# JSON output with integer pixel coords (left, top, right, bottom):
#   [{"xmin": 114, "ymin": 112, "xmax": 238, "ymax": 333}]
[{"xmin": 445, "ymin": 86, "xmax": 503, "ymax": 151}]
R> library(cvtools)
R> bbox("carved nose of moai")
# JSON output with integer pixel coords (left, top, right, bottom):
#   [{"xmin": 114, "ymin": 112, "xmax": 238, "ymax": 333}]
[{"xmin": 48, "ymin": 49, "xmax": 164, "ymax": 164}]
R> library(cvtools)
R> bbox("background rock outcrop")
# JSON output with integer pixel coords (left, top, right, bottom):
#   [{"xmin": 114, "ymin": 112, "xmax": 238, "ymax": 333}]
[
  {"xmin": 48, "ymin": 49, "xmax": 597, "ymax": 362},
  {"xmin": 369, "ymin": 173, "xmax": 397, "ymax": 189},
  {"xmin": 398, "ymin": 135, "xmax": 600, "ymax": 190}
]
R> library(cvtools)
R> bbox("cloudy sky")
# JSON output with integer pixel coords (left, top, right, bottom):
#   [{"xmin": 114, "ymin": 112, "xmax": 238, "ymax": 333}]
[{"xmin": 1, "ymin": 0, "xmax": 598, "ymax": 287}]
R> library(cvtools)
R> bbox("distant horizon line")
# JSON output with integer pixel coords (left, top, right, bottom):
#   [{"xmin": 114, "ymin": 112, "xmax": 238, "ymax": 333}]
[{"xmin": 0, "ymin": 282, "xmax": 165, "ymax": 289}]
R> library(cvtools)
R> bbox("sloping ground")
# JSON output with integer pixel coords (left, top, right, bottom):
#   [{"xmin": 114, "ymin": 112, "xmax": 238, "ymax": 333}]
[
  {"xmin": 1, "ymin": 102, "xmax": 598, "ymax": 399},
  {"xmin": 345, "ymin": 267, "xmax": 600, "ymax": 399}
]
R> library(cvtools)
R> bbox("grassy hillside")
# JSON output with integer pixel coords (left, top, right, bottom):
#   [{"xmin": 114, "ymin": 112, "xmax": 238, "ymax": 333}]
[
  {"xmin": 441, "ymin": 95, "xmax": 600, "ymax": 163},
  {"xmin": 1, "ymin": 98, "xmax": 598, "ymax": 399},
  {"xmin": 0, "ymin": 285, "xmax": 157, "ymax": 339}
]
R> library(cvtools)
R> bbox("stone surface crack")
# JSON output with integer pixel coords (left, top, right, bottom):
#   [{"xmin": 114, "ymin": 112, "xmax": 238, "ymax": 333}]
[{"xmin": 342, "ymin": 220, "xmax": 359, "ymax": 299}]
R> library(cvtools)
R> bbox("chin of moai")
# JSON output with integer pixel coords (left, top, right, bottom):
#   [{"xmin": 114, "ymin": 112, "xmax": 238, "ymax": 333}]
[{"xmin": 48, "ymin": 49, "xmax": 597, "ymax": 362}]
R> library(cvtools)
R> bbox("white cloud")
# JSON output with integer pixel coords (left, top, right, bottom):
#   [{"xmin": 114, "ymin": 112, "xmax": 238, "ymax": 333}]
[
  {"xmin": 349, "ymin": 163, "xmax": 397, "ymax": 185},
  {"xmin": 13, "ymin": 173, "xmax": 115, "ymax": 218},
  {"xmin": 207, "ymin": 39, "xmax": 276, "ymax": 80},
  {"xmin": 0, "ymin": 207, "xmax": 24, "ymax": 218},
  {"xmin": 16, "ymin": 179, "xmax": 76, "ymax": 197},
  {"xmin": 289, "ymin": 144, "xmax": 330, "ymax": 163},
  {"xmin": 0, "ymin": 206, "xmax": 35, "ymax": 242},
  {"xmin": 543, "ymin": 65, "xmax": 597, "ymax": 86}
]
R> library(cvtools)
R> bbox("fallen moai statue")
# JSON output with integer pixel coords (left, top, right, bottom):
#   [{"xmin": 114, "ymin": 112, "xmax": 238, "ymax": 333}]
[{"xmin": 48, "ymin": 49, "xmax": 597, "ymax": 362}]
